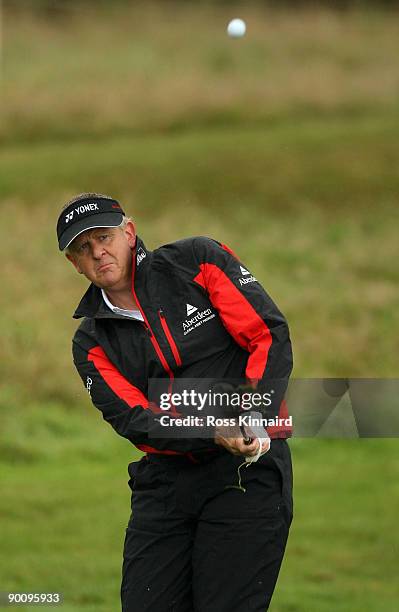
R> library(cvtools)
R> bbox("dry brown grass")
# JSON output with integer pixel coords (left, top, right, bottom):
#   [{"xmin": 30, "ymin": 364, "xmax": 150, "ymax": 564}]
[{"xmin": 2, "ymin": 3, "xmax": 399, "ymax": 140}]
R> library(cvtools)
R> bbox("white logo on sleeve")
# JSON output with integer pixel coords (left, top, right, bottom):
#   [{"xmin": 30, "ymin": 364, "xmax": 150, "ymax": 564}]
[
  {"xmin": 239, "ymin": 265, "xmax": 257, "ymax": 286},
  {"xmin": 86, "ymin": 376, "xmax": 93, "ymax": 396},
  {"xmin": 186, "ymin": 303, "xmax": 198, "ymax": 316},
  {"xmin": 136, "ymin": 247, "xmax": 147, "ymax": 266}
]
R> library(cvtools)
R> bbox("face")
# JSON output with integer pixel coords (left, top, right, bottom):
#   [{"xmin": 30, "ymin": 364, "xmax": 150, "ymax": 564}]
[{"xmin": 66, "ymin": 221, "xmax": 136, "ymax": 291}]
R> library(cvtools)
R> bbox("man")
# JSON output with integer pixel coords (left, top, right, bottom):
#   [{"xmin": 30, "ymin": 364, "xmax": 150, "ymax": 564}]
[{"xmin": 57, "ymin": 192, "xmax": 293, "ymax": 612}]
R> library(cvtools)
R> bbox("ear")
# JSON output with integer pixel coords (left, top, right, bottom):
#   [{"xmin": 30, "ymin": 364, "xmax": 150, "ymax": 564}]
[
  {"xmin": 123, "ymin": 220, "xmax": 137, "ymax": 249},
  {"xmin": 66, "ymin": 252, "xmax": 83, "ymax": 274}
]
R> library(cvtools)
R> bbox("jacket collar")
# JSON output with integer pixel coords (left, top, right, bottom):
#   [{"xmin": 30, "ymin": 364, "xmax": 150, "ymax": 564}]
[{"xmin": 73, "ymin": 236, "xmax": 151, "ymax": 319}]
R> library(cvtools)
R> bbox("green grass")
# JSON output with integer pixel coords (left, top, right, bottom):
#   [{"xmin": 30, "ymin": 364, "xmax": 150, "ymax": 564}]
[
  {"xmin": 276, "ymin": 438, "xmax": 399, "ymax": 612},
  {"xmin": 0, "ymin": 423, "xmax": 134, "ymax": 612},
  {"xmin": 1, "ymin": 420, "xmax": 398, "ymax": 611},
  {"xmin": 1, "ymin": 3, "xmax": 399, "ymax": 610}
]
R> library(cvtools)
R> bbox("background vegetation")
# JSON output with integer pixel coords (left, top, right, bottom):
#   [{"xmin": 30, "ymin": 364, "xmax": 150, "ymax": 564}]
[{"xmin": 1, "ymin": 2, "xmax": 398, "ymax": 610}]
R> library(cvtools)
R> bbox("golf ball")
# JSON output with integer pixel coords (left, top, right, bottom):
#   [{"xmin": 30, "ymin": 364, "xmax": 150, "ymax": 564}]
[{"xmin": 227, "ymin": 18, "xmax": 246, "ymax": 38}]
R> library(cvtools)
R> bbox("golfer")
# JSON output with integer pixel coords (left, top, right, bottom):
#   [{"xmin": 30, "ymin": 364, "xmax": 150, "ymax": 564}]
[{"xmin": 57, "ymin": 193, "xmax": 293, "ymax": 612}]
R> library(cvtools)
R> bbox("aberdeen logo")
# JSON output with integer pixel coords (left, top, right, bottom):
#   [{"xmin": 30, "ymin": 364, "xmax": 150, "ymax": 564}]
[
  {"xmin": 239, "ymin": 274, "xmax": 257, "ymax": 286},
  {"xmin": 136, "ymin": 247, "xmax": 146, "ymax": 266},
  {"xmin": 182, "ymin": 305, "xmax": 216, "ymax": 336},
  {"xmin": 186, "ymin": 303, "xmax": 197, "ymax": 316},
  {"xmin": 238, "ymin": 265, "xmax": 257, "ymax": 286}
]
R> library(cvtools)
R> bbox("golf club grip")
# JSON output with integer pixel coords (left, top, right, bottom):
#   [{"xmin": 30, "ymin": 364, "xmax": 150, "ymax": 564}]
[{"xmin": 240, "ymin": 424, "xmax": 253, "ymax": 445}]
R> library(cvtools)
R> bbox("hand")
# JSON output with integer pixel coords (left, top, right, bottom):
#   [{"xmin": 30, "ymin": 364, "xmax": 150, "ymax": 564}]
[
  {"xmin": 214, "ymin": 424, "xmax": 262, "ymax": 457},
  {"xmin": 244, "ymin": 437, "xmax": 271, "ymax": 463}
]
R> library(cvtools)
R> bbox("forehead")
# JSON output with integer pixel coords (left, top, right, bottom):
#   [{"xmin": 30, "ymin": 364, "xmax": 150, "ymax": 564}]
[{"xmin": 71, "ymin": 226, "xmax": 117, "ymax": 248}]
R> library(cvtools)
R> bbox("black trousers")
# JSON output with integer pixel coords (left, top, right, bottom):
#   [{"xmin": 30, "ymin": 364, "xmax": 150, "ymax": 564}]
[{"xmin": 121, "ymin": 440, "xmax": 293, "ymax": 612}]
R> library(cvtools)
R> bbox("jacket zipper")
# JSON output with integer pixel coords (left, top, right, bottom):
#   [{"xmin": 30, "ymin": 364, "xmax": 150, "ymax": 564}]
[
  {"xmin": 130, "ymin": 255, "xmax": 174, "ymax": 378},
  {"xmin": 130, "ymin": 249, "xmax": 179, "ymax": 418},
  {"xmin": 158, "ymin": 309, "xmax": 182, "ymax": 367},
  {"xmin": 133, "ymin": 301, "xmax": 173, "ymax": 378}
]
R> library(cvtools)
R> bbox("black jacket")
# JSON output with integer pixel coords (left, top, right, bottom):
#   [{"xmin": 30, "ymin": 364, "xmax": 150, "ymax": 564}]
[{"xmin": 72, "ymin": 236, "xmax": 293, "ymax": 456}]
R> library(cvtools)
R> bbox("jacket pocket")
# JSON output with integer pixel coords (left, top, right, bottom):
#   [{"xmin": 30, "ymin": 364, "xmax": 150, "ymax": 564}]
[
  {"xmin": 127, "ymin": 458, "xmax": 145, "ymax": 491},
  {"xmin": 158, "ymin": 309, "xmax": 182, "ymax": 367}
]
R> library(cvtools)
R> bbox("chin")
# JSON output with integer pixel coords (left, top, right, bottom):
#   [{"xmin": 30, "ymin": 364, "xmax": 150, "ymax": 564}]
[{"xmin": 95, "ymin": 273, "xmax": 120, "ymax": 288}]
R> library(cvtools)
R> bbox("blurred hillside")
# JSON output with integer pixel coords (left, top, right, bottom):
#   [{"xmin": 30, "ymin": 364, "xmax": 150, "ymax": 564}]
[
  {"xmin": 2, "ymin": 2, "xmax": 399, "ymax": 142},
  {"xmin": 1, "ymin": 1, "xmax": 398, "ymax": 414},
  {"xmin": 2, "ymin": 2, "xmax": 398, "ymax": 412}
]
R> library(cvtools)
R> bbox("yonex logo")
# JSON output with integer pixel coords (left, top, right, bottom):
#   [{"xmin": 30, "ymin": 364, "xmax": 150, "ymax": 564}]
[
  {"xmin": 240, "ymin": 266, "xmax": 250, "ymax": 275},
  {"xmin": 186, "ymin": 303, "xmax": 198, "ymax": 316},
  {"xmin": 65, "ymin": 203, "xmax": 99, "ymax": 223}
]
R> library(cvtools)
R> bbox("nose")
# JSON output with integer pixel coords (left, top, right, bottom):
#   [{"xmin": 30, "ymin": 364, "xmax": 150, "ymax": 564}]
[{"xmin": 92, "ymin": 241, "xmax": 106, "ymax": 259}]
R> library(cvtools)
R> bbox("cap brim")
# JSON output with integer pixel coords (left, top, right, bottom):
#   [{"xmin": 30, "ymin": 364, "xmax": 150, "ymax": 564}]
[{"xmin": 58, "ymin": 212, "xmax": 124, "ymax": 250}]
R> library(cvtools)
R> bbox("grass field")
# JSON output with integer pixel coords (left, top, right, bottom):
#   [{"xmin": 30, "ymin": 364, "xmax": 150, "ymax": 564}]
[
  {"xmin": 1, "ymin": 434, "xmax": 399, "ymax": 612},
  {"xmin": 1, "ymin": 2, "xmax": 398, "ymax": 610}
]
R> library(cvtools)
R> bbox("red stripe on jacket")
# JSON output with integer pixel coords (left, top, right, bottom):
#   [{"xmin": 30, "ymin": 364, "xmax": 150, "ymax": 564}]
[
  {"xmin": 193, "ymin": 263, "xmax": 272, "ymax": 381},
  {"xmin": 194, "ymin": 263, "xmax": 292, "ymax": 438},
  {"xmin": 87, "ymin": 346, "xmax": 198, "ymax": 450},
  {"xmin": 220, "ymin": 243, "xmax": 240, "ymax": 259},
  {"xmin": 136, "ymin": 444, "xmax": 182, "ymax": 455},
  {"xmin": 88, "ymin": 346, "xmax": 150, "ymax": 408}
]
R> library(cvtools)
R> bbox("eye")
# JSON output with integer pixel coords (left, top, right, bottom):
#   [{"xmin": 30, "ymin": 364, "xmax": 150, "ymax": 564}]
[
  {"xmin": 76, "ymin": 242, "xmax": 89, "ymax": 255},
  {"xmin": 99, "ymin": 234, "xmax": 109, "ymax": 241}
]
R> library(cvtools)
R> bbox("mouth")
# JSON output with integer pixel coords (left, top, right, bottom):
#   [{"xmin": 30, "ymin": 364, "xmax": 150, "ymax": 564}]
[{"xmin": 97, "ymin": 263, "xmax": 114, "ymax": 273}]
